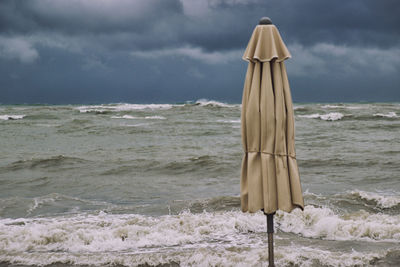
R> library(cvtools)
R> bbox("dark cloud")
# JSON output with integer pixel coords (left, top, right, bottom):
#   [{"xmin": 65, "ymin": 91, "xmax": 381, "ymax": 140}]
[
  {"xmin": 0, "ymin": 1, "xmax": 183, "ymax": 33},
  {"xmin": 0, "ymin": 0, "xmax": 399, "ymax": 104},
  {"xmin": 1, "ymin": 0, "xmax": 399, "ymax": 52}
]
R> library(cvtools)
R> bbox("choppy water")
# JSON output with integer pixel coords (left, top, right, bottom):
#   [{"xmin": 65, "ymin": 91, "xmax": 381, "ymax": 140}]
[{"xmin": 0, "ymin": 100, "xmax": 399, "ymax": 266}]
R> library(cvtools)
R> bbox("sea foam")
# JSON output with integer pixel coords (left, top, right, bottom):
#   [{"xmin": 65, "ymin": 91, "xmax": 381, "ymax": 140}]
[
  {"xmin": 0, "ymin": 244, "xmax": 388, "ymax": 267},
  {"xmin": 76, "ymin": 103, "xmax": 174, "ymax": 113},
  {"xmin": 373, "ymin": 112, "xmax": 398, "ymax": 118},
  {"xmin": 276, "ymin": 205, "xmax": 400, "ymax": 242},
  {"xmin": 195, "ymin": 99, "xmax": 237, "ymax": 108},
  {"xmin": 0, "ymin": 207, "xmax": 397, "ymax": 266},
  {"xmin": 321, "ymin": 104, "xmax": 364, "ymax": 110},
  {"xmin": 216, "ymin": 119, "xmax": 241, "ymax": 123},
  {"xmin": 0, "ymin": 114, "xmax": 25, "ymax": 120},
  {"xmin": 348, "ymin": 190, "xmax": 400, "ymax": 209},
  {"xmin": 110, "ymin": 115, "xmax": 166, "ymax": 120},
  {"xmin": 298, "ymin": 112, "xmax": 344, "ymax": 121},
  {"xmin": 1, "ymin": 206, "xmax": 398, "ymax": 255},
  {"xmin": 0, "ymin": 244, "xmax": 389, "ymax": 267}
]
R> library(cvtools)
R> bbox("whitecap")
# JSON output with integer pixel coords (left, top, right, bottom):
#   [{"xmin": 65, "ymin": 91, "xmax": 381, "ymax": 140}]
[
  {"xmin": 76, "ymin": 103, "xmax": 174, "ymax": 113},
  {"xmin": 77, "ymin": 108, "xmax": 110, "ymax": 113},
  {"xmin": 111, "ymin": 115, "xmax": 138, "ymax": 119},
  {"xmin": 299, "ymin": 112, "xmax": 344, "ymax": 121},
  {"xmin": 276, "ymin": 205, "xmax": 400, "ymax": 242},
  {"xmin": 0, "ymin": 114, "xmax": 25, "ymax": 120},
  {"xmin": 321, "ymin": 104, "xmax": 364, "ymax": 110},
  {"xmin": 0, "ymin": 243, "xmax": 386, "ymax": 267},
  {"xmin": 348, "ymin": 190, "xmax": 400, "ymax": 209},
  {"xmin": 345, "ymin": 106, "xmax": 365, "ymax": 110},
  {"xmin": 293, "ymin": 105, "xmax": 307, "ymax": 110},
  {"xmin": 112, "ymin": 115, "xmax": 165, "ymax": 120},
  {"xmin": 0, "ymin": 208, "xmax": 397, "ymax": 266},
  {"xmin": 144, "ymin": 116, "xmax": 166, "ymax": 120},
  {"xmin": 276, "ymin": 244, "xmax": 383, "ymax": 267},
  {"xmin": 321, "ymin": 104, "xmax": 343, "ymax": 109},
  {"xmin": 373, "ymin": 112, "xmax": 398, "ymax": 118},
  {"xmin": 217, "ymin": 119, "xmax": 241, "ymax": 123},
  {"xmin": 0, "ymin": 206, "xmax": 398, "ymax": 258},
  {"xmin": 195, "ymin": 99, "xmax": 236, "ymax": 108}
]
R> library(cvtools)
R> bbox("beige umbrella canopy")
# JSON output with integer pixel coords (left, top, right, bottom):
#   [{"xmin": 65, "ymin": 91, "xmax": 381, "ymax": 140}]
[
  {"xmin": 240, "ymin": 18, "xmax": 304, "ymax": 266},
  {"xmin": 240, "ymin": 20, "xmax": 304, "ymax": 214}
]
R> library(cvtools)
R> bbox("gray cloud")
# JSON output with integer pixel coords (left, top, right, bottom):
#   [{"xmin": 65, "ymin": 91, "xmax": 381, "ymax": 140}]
[
  {"xmin": 0, "ymin": 36, "xmax": 39, "ymax": 63},
  {"xmin": 1, "ymin": 0, "xmax": 398, "ymax": 52},
  {"xmin": 288, "ymin": 43, "xmax": 400, "ymax": 77},
  {"xmin": 0, "ymin": 0, "xmax": 399, "ymax": 103},
  {"xmin": 130, "ymin": 46, "xmax": 242, "ymax": 64}
]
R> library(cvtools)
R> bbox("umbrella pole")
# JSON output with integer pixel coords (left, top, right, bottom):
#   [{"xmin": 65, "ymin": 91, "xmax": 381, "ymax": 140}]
[{"xmin": 266, "ymin": 213, "xmax": 275, "ymax": 266}]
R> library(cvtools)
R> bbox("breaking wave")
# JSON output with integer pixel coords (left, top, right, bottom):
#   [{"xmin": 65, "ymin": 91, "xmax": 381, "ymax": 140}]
[
  {"xmin": 347, "ymin": 190, "xmax": 400, "ymax": 209},
  {"xmin": 320, "ymin": 104, "xmax": 365, "ymax": 110},
  {"xmin": 0, "ymin": 206, "xmax": 399, "ymax": 266},
  {"xmin": 373, "ymin": 112, "xmax": 398, "ymax": 118},
  {"xmin": 0, "ymin": 245, "xmax": 393, "ymax": 267},
  {"xmin": 1, "ymin": 206, "xmax": 398, "ymax": 251},
  {"xmin": 76, "ymin": 103, "xmax": 175, "ymax": 113},
  {"xmin": 0, "ymin": 114, "xmax": 25, "ymax": 120},
  {"xmin": 194, "ymin": 99, "xmax": 237, "ymax": 108},
  {"xmin": 276, "ymin": 205, "xmax": 400, "ymax": 241},
  {"xmin": 298, "ymin": 112, "xmax": 344, "ymax": 121},
  {"xmin": 111, "ymin": 115, "xmax": 166, "ymax": 120}
]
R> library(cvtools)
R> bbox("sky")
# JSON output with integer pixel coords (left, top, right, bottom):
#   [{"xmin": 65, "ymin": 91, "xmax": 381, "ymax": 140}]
[{"xmin": 0, "ymin": 0, "xmax": 399, "ymax": 104}]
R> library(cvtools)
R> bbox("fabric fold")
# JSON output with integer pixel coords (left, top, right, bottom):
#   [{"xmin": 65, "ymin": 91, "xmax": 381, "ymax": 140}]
[
  {"xmin": 240, "ymin": 28, "xmax": 304, "ymax": 213},
  {"xmin": 243, "ymin": 25, "xmax": 291, "ymax": 63}
]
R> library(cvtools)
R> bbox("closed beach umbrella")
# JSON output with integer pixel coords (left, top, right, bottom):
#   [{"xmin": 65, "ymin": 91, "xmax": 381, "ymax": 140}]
[{"xmin": 240, "ymin": 17, "xmax": 304, "ymax": 266}]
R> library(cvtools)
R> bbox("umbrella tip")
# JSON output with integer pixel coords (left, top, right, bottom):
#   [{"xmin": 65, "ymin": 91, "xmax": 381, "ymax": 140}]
[{"xmin": 259, "ymin": 17, "xmax": 272, "ymax": 25}]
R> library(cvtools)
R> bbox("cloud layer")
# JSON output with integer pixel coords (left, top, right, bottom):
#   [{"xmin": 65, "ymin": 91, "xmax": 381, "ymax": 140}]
[{"xmin": 0, "ymin": 0, "xmax": 399, "ymax": 103}]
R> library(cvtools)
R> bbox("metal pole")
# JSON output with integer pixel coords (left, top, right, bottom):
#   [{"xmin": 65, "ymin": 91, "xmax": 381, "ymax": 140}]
[{"xmin": 266, "ymin": 213, "xmax": 275, "ymax": 266}]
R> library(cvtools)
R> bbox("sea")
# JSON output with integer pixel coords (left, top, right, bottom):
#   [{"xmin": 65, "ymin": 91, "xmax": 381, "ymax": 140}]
[{"xmin": 0, "ymin": 100, "xmax": 399, "ymax": 267}]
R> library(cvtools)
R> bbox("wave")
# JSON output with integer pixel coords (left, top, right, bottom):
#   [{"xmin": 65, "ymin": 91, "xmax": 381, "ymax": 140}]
[
  {"xmin": 299, "ymin": 158, "xmax": 378, "ymax": 168},
  {"xmin": 144, "ymin": 116, "xmax": 165, "ymax": 120},
  {"xmin": 76, "ymin": 103, "xmax": 175, "ymax": 113},
  {"xmin": 302, "ymin": 190, "xmax": 400, "ymax": 213},
  {"xmin": 373, "ymin": 112, "xmax": 398, "ymax": 118},
  {"xmin": 0, "ymin": 207, "xmax": 398, "ymax": 266},
  {"xmin": 0, "ymin": 114, "xmax": 25, "ymax": 120},
  {"xmin": 159, "ymin": 155, "xmax": 230, "ymax": 175},
  {"xmin": 276, "ymin": 205, "xmax": 400, "ymax": 242},
  {"xmin": 193, "ymin": 99, "xmax": 237, "ymax": 108},
  {"xmin": 0, "ymin": 206, "xmax": 398, "ymax": 249},
  {"xmin": 0, "ymin": 245, "xmax": 393, "ymax": 267},
  {"xmin": 0, "ymin": 193, "xmax": 120, "ymax": 218},
  {"xmin": 293, "ymin": 105, "xmax": 312, "ymax": 112},
  {"xmin": 216, "ymin": 119, "xmax": 241, "ymax": 123},
  {"xmin": 347, "ymin": 190, "xmax": 400, "ymax": 209},
  {"xmin": 184, "ymin": 196, "xmax": 241, "ymax": 213},
  {"xmin": 298, "ymin": 111, "xmax": 399, "ymax": 122},
  {"xmin": 111, "ymin": 115, "xmax": 166, "ymax": 120},
  {"xmin": 76, "ymin": 108, "xmax": 114, "ymax": 114},
  {"xmin": 1, "ymin": 155, "xmax": 89, "ymax": 171},
  {"xmin": 320, "ymin": 104, "xmax": 364, "ymax": 110},
  {"xmin": 298, "ymin": 112, "xmax": 344, "ymax": 121},
  {"xmin": 111, "ymin": 115, "xmax": 138, "ymax": 119},
  {"xmin": 74, "ymin": 100, "xmax": 239, "ymax": 114},
  {"xmin": 23, "ymin": 114, "xmax": 60, "ymax": 120}
]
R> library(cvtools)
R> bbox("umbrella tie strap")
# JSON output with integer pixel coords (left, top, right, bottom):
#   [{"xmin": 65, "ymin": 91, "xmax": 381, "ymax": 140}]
[{"xmin": 244, "ymin": 151, "xmax": 296, "ymax": 159}]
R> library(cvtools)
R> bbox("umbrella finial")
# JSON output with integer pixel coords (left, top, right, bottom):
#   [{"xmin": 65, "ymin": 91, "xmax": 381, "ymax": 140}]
[{"xmin": 259, "ymin": 17, "xmax": 272, "ymax": 25}]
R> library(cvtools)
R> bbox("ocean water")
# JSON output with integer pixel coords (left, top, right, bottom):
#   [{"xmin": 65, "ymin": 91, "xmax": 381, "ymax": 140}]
[{"xmin": 0, "ymin": 100, "xmax": 399, "ymax": 266}]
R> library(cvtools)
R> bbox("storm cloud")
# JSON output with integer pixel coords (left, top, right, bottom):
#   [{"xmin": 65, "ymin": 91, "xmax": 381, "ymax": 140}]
[{"xmin": 0, "ymin": 0, "xmax": 399, "ymax": 103}]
